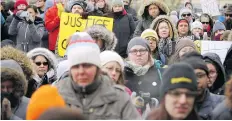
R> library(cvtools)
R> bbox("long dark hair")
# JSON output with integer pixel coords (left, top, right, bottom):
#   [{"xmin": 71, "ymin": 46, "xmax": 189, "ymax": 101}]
[{"xmin": 147, "ymin": 99, "xmax": 200, "ymax": 120}]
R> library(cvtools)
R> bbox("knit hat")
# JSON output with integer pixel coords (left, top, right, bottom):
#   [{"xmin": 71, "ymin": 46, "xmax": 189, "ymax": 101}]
[
  {"xmin": 179, "ymin": 7, "xmax": 192, "ymax": 19},
  {"xmin": 161, "ymin": 62, "xmax": 197, "ymax": 97},
  {"xmin": 14, "ymin": 0, "xmax": 28, "ymax": 9},
  {"xmin": 213, "ymin": 20, "xmax": 226, "ymax": 34},
  {"xmin": 69, "ymin": 0, "xmax": 87, "ymax": 12},
  {"xmin": 224, "ymin": 4, "xmax": 232, "ymax": 14},
  {"xmin": 66, "ymin": 32, "xmax": 101, "ymax": 68},
  {"xmin": 191, "ymin": 21, "xmax": 203, "ymax": 31},
  {"xmin": 141, "ymin": 29, "xmax": 159, "ymax": 43},
  {"xmin": 112, "ymin": 0, "xmax": 124, "ymax": 7},
  {"xmin": 100, "ymin": 50, "xmax": 124, "ymax": 71},
  {"xmin": 182, "ymin": 57, "xmax": 209, "ymax": 76},
  {"xmin": 175, "ymin": 38, "xmax": 196, "ymax": 54},
  {"xmin": 26, "ymin": 85, "xmax": 66, "ymax": 120},
  {"xmin": 127, "ymin": 37, "xmax": 151, "ymax": 53}
]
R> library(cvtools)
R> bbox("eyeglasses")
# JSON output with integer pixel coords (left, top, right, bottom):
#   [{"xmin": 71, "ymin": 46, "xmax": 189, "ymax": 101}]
[
  {"xmin": 35, "ymin": 62, "xmax": 48, "ymax": 66},
  {"xmin": 129, "ymin": 49, "xmax": 148, "ymax": 55},
  {"xmin": 225, "ymin": 14, "xmax": 232, "ymax": 17},
  {"xmin": 201, "ymin": 22, "xmax": 209, "ymax": 24},
  {"xmin": 168, "ymin": 90, "xmax": 198, "ymax": 98},
  {"xmin": 182, "ymin": 13, "xmax": 191, "ymax": 17}
]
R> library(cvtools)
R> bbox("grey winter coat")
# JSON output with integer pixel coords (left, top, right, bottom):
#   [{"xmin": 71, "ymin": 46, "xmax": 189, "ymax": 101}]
[
  {"xmin": 8, "ymin": 16, "xmax": 44, "ymax": 52},
  {"xmin": 10, "ymin": 96, "xmax": 30, "ymax": 120},
  {"xmin": 54, "ymin": 74, "xmax": 141, "ymax": 120},
  {"xmin": 211, "ymin": 100, "xmax": 232, "ymax": 120},
  {"xmin": 133, "ymin": 0, "xmax": 170, "ymax": 37},
  {"xmin": 203, "ymin": 52, "xmax": 226, "ymax": 95},
  {"xmin": 197, "ymin": 89, "xmax": 225, "ymax": 120}
]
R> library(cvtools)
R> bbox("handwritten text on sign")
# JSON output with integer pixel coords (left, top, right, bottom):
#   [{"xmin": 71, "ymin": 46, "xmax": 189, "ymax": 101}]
[
  {"xmin": 58, "ymin": 12, "xmax": 114, "ymax": 56},
  {"xmin": 200, "ymin": 0, "xmax": 220, "ymax": 16}
]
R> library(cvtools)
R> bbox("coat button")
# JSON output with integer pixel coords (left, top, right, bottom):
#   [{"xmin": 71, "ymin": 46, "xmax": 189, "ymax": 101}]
[{"xmin": 89, "ymin": 108, "xmax": 94, "ymax": 113}]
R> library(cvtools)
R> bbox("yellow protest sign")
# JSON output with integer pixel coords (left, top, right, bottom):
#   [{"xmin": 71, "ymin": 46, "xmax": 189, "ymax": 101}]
[{"xmin": 58, "ymin": 12, "xmax": 114, "ymax": 56}]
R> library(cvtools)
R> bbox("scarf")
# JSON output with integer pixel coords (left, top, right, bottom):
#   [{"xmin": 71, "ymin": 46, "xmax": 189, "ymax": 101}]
[
  {"xmin": 158, "ymin": 38, "xmax": 175, "ymax": 57},
  {"xmin": 126, "ymin": 58, "xmax": 154, "ymax": 76}
]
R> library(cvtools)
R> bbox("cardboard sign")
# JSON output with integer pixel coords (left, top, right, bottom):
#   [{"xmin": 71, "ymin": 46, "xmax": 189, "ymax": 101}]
[
  {"xmin": 58, "ymin": 12, "xmax": 114, "ymax": 56},
  {"xmin": 200, "ymin": 0, "xmax": 220, "ymax": 16}
]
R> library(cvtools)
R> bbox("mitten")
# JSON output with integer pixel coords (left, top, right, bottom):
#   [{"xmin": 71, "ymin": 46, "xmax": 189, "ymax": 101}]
[{"xmin": 1, "ymin": 98, "xmax": 12, "ymax": 120}]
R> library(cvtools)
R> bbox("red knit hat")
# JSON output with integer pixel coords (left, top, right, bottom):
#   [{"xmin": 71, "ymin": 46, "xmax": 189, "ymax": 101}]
[
  {"xmin": 26, "ymin": 85, "xmax": 66, "ymax": 120},
  {"xmin": 14, "ymin": 0, "xmax": 28, "ymax": 13}
]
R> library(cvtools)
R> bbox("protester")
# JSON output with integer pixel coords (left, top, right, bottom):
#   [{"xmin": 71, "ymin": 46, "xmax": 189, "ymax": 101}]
[
  {"xmin": 54, "ymin": 32, "xmax": 141, "ymax": 119},
  {"xmin": 133, "ymin": 0, "xmax": 169, "ymax": 37},
  {"xmin": 95, "ymin": 0, "xmax": 111, "ymax": 14},
  {"xmin": 150, "ymin": 15, "xmax": 178, "ymax": 64},
  {"xmin": 184, "ymin": 1, "xmax": 193, "ymax": 10},
  {"xmin": 1, "ymin": 60, "xmax": 29, "ymax": 120},
  {"xmin": 182, "ymin": 57, "xmax": 225, "ymax": 119},
  {"xmin": 26, "ymin": 85, "xmax": 66, "ymax": 120},
  {"xmin": 100, "ymin": 50, "xmax": 132, "ymax": 95},
  {"xmin": 8, "ymin": 5, "xmax": 44, "ymax": 52},
  {"xmin": 26, "ymin": 48, "xmax": 58, "ymax": 98},
  {"xmin": 141, "ymin": 29, "xmax": 160, "ymax": 61},
  {"xmin": 224, "ymin": 45, "xmax": 232, "ymax": 80},
  {"xmin": 179, "ymin": 8, "xmax": 193, "ymax": 23},
  {"xmin": 203, "ymin": 52, "xmax": 226, "ymax": 95},
  {"xmin": 170, "ymin": 11, "xmax": 178, "ymax": 26},
  {"xmin": 211, "ymin": 78, "xmax": 232, "ymax": 120},
  {"xmin": 124, "ymin": 37, "xmax": 163, "ymax": 114},
  {"xmin": 85, "ymin": 25, "xmax": 118, "ymax": 51},
  {"xmin": 212, "ymin": 20, "xmax": 226, "ymax": 41},
  {"xmin": 169, "ymin": 38, "xmax": 197, "ymax": 64},
  {"xmin": 177, "ymin": 19, "xmax": 193, "ymax": 40},
  {"xmin": 147, "ymin": 62, "xmax": 199, "ymax": 120},
  {"xmin": 224, "ymin": 4, "xmax": 232, "ymax": 30},
  {"xmin": 123, "ymin": 0, "xmax": 137, "ymax": 22},
  {"xmin": 199, "ymin": 13, "xmax": 214, "ymax": 39},
  {"xmin": 36, "ymin": 0, "xmax": 46, "ymax": 18},
  {"xmin": 191, "ymin": 20, "xmax": 203, "ymax": 40},
  {"xmin": 105, "ymin": 0, "xmax": 135, "ymax": 58}
]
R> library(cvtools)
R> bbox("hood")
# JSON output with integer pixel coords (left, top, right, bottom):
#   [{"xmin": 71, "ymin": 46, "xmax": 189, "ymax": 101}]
[
  {"xmin": 1, "ymin": 60, "xmax": 27, "ymax": 97},
  {"xmin": 150, "ymin": 15, "xmax": 178, "ymax": 40},
  {"xmin": 179, "ymin": 7, "xmax": 192, "ymax": 19},
  {"xmin": 1, "ymin": 46, "xmax": 33, "ymax": 80},
  {"xmin": 228, "ymin": 31, "xmax": 232, "ymax": 41},
  {"xmin": 138, "ymin": 0, "xmax": 170, "ymax": 18},
  {"xmin": 27, "ymin": 48, "xmax": 58, "ymax": 73},
  {"xmin": 199, "ymin": 13, "xmax": 214, "ymax": 28},
  {"xmin": 224, "ymin": 45, "xmax": 232, "ymax": 79},
  {"xmin": 85, "ymin": 25, "xmax": 117, "ymax": 51},
  {"xmin": 203, "ymin": 52, "xmax": 226, "ymax": 91}
]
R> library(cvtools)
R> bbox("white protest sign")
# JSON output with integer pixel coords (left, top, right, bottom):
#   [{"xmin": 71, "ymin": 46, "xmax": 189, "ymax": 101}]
[
  {"xmin": 200, "ymin": 0, "xmax": 220, "ymax": 16},
  {"xmin": 200, "ymin": 41, "xmax": 232, "ymax": 63}
]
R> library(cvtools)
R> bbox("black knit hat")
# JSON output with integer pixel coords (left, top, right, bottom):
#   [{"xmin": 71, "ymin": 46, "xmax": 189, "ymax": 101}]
[
  {"xmin": 161, "ymin": 62, "xmax": 197, "ymax": 97},
  {"xmin": 182, "ymin": 57, "xmax": 209, "ymax": 76}
]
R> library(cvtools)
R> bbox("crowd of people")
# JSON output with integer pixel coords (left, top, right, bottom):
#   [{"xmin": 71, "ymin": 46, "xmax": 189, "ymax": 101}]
[{"xmin": 1, "ymin": 0, "xmax": 232, "ymax": 120}]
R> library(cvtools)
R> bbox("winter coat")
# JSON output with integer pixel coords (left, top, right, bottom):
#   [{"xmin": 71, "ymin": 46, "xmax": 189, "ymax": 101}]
[
  {"xmin": 199, "ymin": 13, "xmax": 214, "ymax": 38},
  {"xmin": 124, "ymin": 62, "xmax": 163, "ymax": 112},
  {"xmin": 8, "ymin": 16, "xmax": 44, "ymax": 52},
  {"xmin": 203, "ymin": 53, "xmax": 226, "ymax": 95},
  {"xmin": 211, "ymin": 100, "xmax": 232, "ymax": 120},
  {"xmin": 124, "ymin": 5, "xmax": 138, "ymax": 22},
  {"xmin": 224, "ymin": 45, "xmax": 232, "ymax": 80},
  {"xmin": 106, "ymin": 10, "xmax": 135, "ymax": 58},
  {"xmin": 54, "ymin": 74, "xmax": 141, "ymax": 120},
  {"xmin": 1, "ymin": 60, "xmax": 30, "ymax": 120},
  {"xmin": 133, "ymin": 0, "xmax": 169, "ymax": 37},
  {"xmin": 4, "ymin": 15, "xmax": 17, "ymax": 43},
  {"xmin": 45, "ymin": 4, "xmax": 60, "ymax": 51},
  {"xmin": 26, "ymin": 48, "xmax": 58, "ymax": 98},
  {"xmin": 150, "ymin": 15, "xmax": 178, "ymax": 64},
  {"xmin": 196, "ymin": 89, "xmax": 225, "ymax": 120}
]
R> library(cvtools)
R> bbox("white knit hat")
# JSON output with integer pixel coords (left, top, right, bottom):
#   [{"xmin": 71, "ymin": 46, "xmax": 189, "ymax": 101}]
[
  {"xmin": 191, "ymin": 21, "xmax": 203, "ymax": 31},
  {"xmin": 100, "ymin": 51, "xmax": 124, "ymax": 71},
  {"xmin": 67, "ymin": 32, "xmax": 101, "ymax": 69}
]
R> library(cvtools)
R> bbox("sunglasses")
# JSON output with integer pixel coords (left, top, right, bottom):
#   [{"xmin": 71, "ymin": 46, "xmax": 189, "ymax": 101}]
[
  {"xmin": 201, "ymin": 22, "xmax": 209, "ymax": 24},
  {"xmin": 225, "ymin": 14, "xmax": 232, "ymax": 17},
  {"xmin": 182, "ymin": 13, "xmax": 191, "ymax": 17},
  {"xmin": 35, "ymin": 62, "xmax": 48, "ymax": 66}
]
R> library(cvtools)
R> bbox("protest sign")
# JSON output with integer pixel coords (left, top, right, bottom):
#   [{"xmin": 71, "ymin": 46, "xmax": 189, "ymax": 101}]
[
  {"xmin": 58, "ymin": 12, "xmax": 114, "ymax": 56},
  {"xmin": 194, "ymin": 41, "xmax": 232, "ymax": 63},
  {"xmin": 200, "ymin": 0, "xmax": 220, "ymax": 16}
]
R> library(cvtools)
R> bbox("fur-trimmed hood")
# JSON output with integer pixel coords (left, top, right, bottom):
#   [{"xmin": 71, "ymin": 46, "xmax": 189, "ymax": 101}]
[
  {"xmin": 138, "ymin": 0, "xmax": 170, "ymax": 17},
  {"xmin": 150, "ymin": 15, "xmax": 178, "ymax": 40},
  {"xmin": 0, "ymin": 46, "xmax": 33, "ymax": 80},
  {"xmin": 1, "ymin": 60, "xmax": 27, "ymax": 97},
  {"xmin": 85, "ymin": 25, "xmax": 117, "ymax": 51},
  {"xmin": 228, "ymin": 31, "xmax": 232, "ymax": 41},
  {"xmin": 27, "ymin": 48, "xmax": 58, "ymax": 73}
]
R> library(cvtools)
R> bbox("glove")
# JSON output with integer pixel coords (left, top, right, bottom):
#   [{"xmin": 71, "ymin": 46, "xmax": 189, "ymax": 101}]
[
  {"xmin": 1, "ymin": 98, "xmax": 12, "ymax": 120},
  {"xmin": 26, "ymin": 14, "xmax": 34, "ymax": 24},
  {"xmin": 57, "ymin": 3, "xmax": 64, "ymax": 18},
  {"xmin": 81, "ymin": 12, "xmax": 89, "ymax": 19},
  {"xmin": 131, "ymin": 92, "xmax": 144, "ymax": 108}
]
